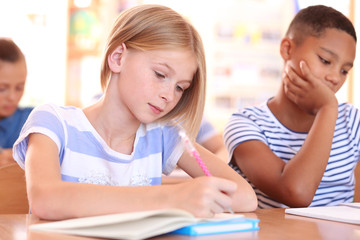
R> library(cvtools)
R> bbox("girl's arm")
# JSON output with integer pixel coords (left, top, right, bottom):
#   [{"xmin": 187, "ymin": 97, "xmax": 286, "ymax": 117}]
[
  {"xmin": 26, "ymin": 133, "xmax": 256, "ymax": 220},
  {"xmin": 177, "ymin": 142, "xmax": 258, "ymax": 212}
]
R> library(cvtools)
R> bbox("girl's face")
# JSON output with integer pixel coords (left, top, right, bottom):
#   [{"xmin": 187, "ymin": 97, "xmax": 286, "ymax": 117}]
[
  {"xmin": 287, "ymin": 28, "xmax": 356, "ymax": 93},
  {"xmin": 0, "ymin": 60, "xmax": 27, "ymax": 120},
  {"xmin": 116, "ymin": 48, "xmax": 198, "ymax": 124}
]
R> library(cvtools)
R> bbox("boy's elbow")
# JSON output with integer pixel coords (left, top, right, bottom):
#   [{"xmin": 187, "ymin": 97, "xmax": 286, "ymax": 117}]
[
  {"xmin": 283, "ymin": 185, "xmax": 314, "ymax": 208},
  {"xmin": 286, "ymin": 196, "xmax": 312, "ymax": 208}
]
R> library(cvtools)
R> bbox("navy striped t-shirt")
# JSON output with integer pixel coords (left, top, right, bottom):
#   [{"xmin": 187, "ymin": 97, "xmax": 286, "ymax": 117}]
[{"xmin": 224, "ymin": 102, "xmax": 360, "ymax": 208}]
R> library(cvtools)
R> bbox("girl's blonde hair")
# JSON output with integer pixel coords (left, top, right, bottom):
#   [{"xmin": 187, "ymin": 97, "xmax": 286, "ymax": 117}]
[{"xmin": 100, "ymin": 4, "xmax": 206, "ymax": 139}]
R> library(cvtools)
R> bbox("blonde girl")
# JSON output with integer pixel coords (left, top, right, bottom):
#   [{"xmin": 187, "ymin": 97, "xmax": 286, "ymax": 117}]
[{"xmin": 14, "ymin": 4, "xmax": 256, "ymax": 220}]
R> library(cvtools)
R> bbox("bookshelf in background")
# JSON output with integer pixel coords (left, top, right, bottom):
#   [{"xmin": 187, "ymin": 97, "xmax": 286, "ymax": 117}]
[
  {"xmin": 200, "ymin": 0, "xmax": 295, "ymax": 131},
  {"xmin": 65, "ymin": 0, "xmax": 141, "ymax": 107},
  {"xmin": 65, "ymin": 0, "xmax": 103, "ymax": 107}
]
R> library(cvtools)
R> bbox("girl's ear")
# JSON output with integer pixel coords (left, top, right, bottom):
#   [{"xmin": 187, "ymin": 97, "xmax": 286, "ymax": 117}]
[
  {"xmin": 279, "ymin": 37, "xmax": 293, "ymax": 61},
  {"xmin": 107, "ymin": 43, "xmax": 127, "ymax": 73}
]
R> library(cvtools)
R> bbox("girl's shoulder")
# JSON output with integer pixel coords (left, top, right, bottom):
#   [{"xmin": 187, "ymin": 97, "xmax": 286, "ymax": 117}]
[
  {"xmin": 25, "ymin": 104, "xmax": 88, "ymax": 132},
  {"xmin": 31, "ymin": 103, "xmax": 83, "ymax": 119},
  {"xmin": 33, "ymin": 103, "xmax": 80, "ymax": 113}
]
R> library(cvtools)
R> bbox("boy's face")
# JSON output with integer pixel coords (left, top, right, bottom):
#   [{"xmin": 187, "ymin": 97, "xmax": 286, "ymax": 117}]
[
  {"xmin": 285, "ymin": 28, "xmax": 356, "ymax": 93},
  {"xmin": 0, "ymin": 59, "xmax": 27, "ymax": 119}
]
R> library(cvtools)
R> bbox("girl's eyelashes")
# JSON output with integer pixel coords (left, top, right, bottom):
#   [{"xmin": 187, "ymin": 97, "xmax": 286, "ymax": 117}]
[
  {"xmin": 154, "ymin": 71, "xmax": 165, "ymax": 79},
  {"xmin": 176, "ymin": 85, "xmax": 184, "ymax": 92},
  {"xmin": 154, "ymin": 69, "xmax": 191, "ymax": 92}
]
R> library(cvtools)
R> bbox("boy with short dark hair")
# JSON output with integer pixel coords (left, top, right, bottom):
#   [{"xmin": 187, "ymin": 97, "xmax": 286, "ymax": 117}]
[{"xmin": 224, "ymin": 5, "xmax": 359, "ymax": 208}]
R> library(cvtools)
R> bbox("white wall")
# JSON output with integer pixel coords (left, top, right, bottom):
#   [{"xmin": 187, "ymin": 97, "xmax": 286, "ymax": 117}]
[
  {"xmin": 0, "ymin": 0, "xmax": 68, "ymax": 107},
  {"xmin": 1, "ymin": 0, "xmax": 358, "ymax": 109}
]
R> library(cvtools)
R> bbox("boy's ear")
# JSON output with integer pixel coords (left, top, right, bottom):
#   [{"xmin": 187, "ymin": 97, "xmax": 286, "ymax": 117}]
[
  {"xmin": 280, "ymin": 37, "xmax": 293, "ymax": 61},
  {"xmin": 107, "ymin": 43, "xmax": 127, "ymax": 73}
]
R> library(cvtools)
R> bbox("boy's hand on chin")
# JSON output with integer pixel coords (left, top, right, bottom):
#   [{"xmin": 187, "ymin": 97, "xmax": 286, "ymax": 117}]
[{"xmin": 283, "ymin": 61, "xmax": 338, "ymax": 115}]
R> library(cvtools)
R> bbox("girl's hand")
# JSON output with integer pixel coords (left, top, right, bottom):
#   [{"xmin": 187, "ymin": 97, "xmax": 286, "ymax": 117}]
[
  {"xmin": 168, "ymin": 176, "xmax": 237, "ymax": 218},
  {"xmin": 283, "ymin": 61, "xmax": 338, "ymax": 115}
]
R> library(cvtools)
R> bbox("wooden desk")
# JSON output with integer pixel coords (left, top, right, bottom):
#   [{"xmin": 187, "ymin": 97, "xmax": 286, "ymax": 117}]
[{"xmin": 1, "ymin": 208, "xmax": 359, "ymax": 240}]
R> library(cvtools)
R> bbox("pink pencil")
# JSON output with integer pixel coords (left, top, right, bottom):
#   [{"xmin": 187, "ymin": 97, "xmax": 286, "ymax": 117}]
[
  {"xmin": 179, "ymin": 130, "xmax": 211, "ymax": 176},
  {"xmin": 178, "ymin": 129, "xmax": 234, "ymax": 214}
]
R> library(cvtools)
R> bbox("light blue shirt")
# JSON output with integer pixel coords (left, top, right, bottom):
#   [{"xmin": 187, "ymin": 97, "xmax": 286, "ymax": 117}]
[{"xmin": 13, "ymin": 104, "xmax": 183, "ymax": 186}]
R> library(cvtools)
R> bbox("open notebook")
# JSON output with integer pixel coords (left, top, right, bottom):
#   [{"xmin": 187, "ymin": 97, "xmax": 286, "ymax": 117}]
[
  {"xmin": 30, "ymin": 208, "xmax": 259, "ymax": 239},
  {"xmin": 285, "ymin": 202, "xmax": 360, "ymax": 225}
]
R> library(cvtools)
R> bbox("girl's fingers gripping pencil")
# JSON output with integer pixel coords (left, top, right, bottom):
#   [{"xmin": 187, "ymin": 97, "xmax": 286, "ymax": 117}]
[{"xmin": 178, "ymin": 129, "xmax": 234, "ymax": 214}]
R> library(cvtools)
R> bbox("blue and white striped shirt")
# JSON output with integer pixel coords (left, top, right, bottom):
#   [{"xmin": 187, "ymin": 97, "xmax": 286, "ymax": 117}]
[
  {"xmin": 224, "ymin": 101, "xmax": 360, "ymax": 208},
  {"xmin": 13, "ymin": 104, "xmax": 183, "ymax": 186}
]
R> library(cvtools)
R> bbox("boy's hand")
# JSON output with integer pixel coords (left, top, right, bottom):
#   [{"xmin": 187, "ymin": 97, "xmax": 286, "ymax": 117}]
[{"xmin": 283, "ymin": 61, "xmax": 338, "ymax": 115}]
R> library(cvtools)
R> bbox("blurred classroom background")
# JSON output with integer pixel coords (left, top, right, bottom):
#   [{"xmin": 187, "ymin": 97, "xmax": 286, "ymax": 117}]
[{"xmin": 0, "ymin": 0, "xmax": 357, "ymax": 131}]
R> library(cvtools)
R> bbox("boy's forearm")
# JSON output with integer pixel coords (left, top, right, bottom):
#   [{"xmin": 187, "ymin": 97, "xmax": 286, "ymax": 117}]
[{"xmin": 282, "ymin": 105, "xmax": 338, "ymax": 204}]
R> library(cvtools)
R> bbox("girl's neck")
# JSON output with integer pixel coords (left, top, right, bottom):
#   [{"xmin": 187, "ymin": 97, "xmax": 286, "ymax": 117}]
[
  {"xmin": 268, "ymin": 88, "xmax": 315, "ymax": 132},
  {"xmin": 83, "ymin": 98, "xmax": 140, "ymax": 154}
]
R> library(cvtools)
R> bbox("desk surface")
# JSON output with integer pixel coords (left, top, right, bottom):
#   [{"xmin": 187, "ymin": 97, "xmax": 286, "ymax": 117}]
[{"xmin": 1, "ymin": 208, "xmax": 359, "ymax": 240}]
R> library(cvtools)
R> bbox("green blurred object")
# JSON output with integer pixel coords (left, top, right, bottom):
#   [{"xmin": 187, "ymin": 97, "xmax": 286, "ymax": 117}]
[{"xmin": 69, "ymin": 9, "xmax": 100, "ymax": 49}]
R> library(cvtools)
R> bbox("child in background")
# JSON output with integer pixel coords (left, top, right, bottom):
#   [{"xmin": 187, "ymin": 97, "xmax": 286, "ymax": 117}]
[
  {"xmin": 13, "ymin": 4, "xmax": 257, "ymax": 220},
  {"xmin": 224, "ymin": 5, "xmax": 359, "ymax": 208},
  {"xmin": 0, "ymin": 38, "xmax": 33, "ymax": 167},
  {"xmin": 196, "ymin": 117, "xmax": 228, "ymax": 161}
]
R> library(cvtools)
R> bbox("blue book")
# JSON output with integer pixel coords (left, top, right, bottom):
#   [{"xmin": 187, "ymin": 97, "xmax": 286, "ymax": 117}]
[{"xmin": 172, "ymin": 217, "xmax": 260, "ymax": 236}]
